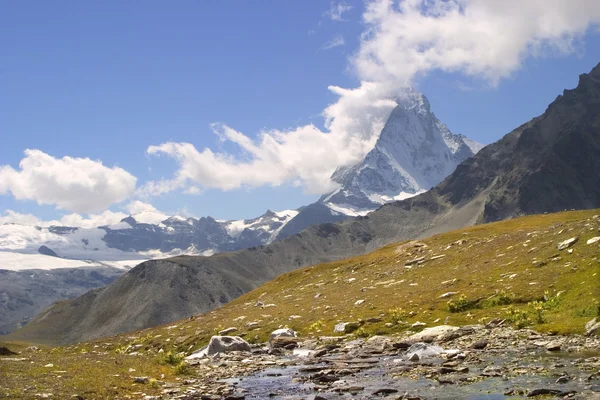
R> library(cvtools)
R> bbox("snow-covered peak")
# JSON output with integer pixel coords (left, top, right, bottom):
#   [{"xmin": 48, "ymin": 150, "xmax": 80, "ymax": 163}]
[
  {"xmin": 130, "ymin": 210, "xmax": 170, "ymax": 225},
  {"xmin": 322, "ymin": 88, "xmax": 483, "ymax": 216},
  {"xmin": 223, "ymin": 209, "xmax": 298, "ymax": 243}
]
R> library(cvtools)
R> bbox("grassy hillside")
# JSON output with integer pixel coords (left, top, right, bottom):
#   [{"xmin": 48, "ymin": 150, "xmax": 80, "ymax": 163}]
[{"xmin": 1, "ymin": 209, "xmax": 599, "ymax": 399}]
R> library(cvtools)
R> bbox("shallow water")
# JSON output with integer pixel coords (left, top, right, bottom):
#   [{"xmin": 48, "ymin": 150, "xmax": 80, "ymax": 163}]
[{"xmin": 224, "ymin": 349, "xmax": 599, "ymax": 399}]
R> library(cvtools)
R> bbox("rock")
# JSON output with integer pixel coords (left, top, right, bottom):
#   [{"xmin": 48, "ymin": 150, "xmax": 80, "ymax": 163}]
[
  {"xmin": 372, "ymin": 388, "xmax": 399, "ymax": 395},
  {"xmin": 470, "ymin": 340, "xmax": 488, "ymax": 350},
  {"xmin": 405, "ymin": 342, "xmax": 444, "ymax": 360},
  {"xmin": 482, "ymin": 366, "xmax": 502, "ymax": 377},
  {"xmin": 44, "ymin": 363, "xmax": 54, "ymax": 368},
  {"xmin": 546, "ymin": 341, "xmax": 561, "ymax": 351},
  {"xmin": 0, "ymin": 346, "xmax": 17, "ymax": 356},
  {"xmin": 188, "ymin": 336, "xmax": 251, "ymax": 358},
  {"xmin": 38, "ymin": 245, "xmax": 59, "ymax": 257},
  {"xmin": 405, "ymin": 256, "xmax": 426, "ymax": 266},
  {"xmin": 557, "ymin": 237, "xmax": 578, "ymax": 250},
  {"xmin": 366, "ymin": 317, "xmax": 382, "ymax": 323},
  {"xmin": 556, "ymin": 376, "xmax": 570, "ymax": 384},
  {"xmin": 411, "ymin": 321, "xmax": 426, "ymax": 328},
  {"xmin": 408, "ymin": 353, "xmax": 420, "ymax": 361},
  {"xmin": 269, "ymin": 328, "xmax": 296, "ymax": 344},
  {"xmin": 527, "ymin": 388, "xmax": 562, "ymax": 397},
  {"xmin": 439, "ymin": 292, "xmax": 458, "ymax": 298},
  {"xmin": 333, "ymin": 322, "xmax": 360, "ymax": 333},
  {"xmin": 586, "ymin": 318, "xmax": 600, "ymax": 336},
  {"xmin": 133, "ymin": 377, "xmax": 149, "ymax": 384},
  {"xmin": 409, "ymin": 325, "xmax": 458, "ymax": 342},
  {"xmin": 587, "ymin": 236, "xmax": 600, "ymax": 245},
  {"xmin": 218, "ymin": 327, "xmax": 237, "ymax": 335},
  {"xmin": 354, "ymin": 299, "xmax": 365, "ymax": 306}
]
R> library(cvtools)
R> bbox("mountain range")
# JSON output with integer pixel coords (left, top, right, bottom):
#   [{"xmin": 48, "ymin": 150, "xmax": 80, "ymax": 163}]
[
  {"xmin": 6, "ymin": 61, "xmax": 600, "ymax": 345},
  {"xmin": 0, "ymin": 88, "xmax": 479, "ymax": 334}
]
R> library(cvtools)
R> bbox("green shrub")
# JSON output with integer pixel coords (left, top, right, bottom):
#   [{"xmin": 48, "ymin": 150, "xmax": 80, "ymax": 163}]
[
  {"xmin": 159, "ymin": 351, "xmax": 184, "ymax": 366},
  {"xmin": 528, "ymin": 301, "xmax": 545, "ymax": 324},
  {"xmin": 505, "ymin": 306, "xmax": 531, "ymax": 329},
  {"xmin": 388, "ymin": 307, "xmax": 407, "ymax": 324},
  {"xmin": 447, "ymin": 295, "xmax": 478, "ymax": 313},
  {"xmin": 490, "ymin": 290, "xmax": 515, "ymax": 306}
]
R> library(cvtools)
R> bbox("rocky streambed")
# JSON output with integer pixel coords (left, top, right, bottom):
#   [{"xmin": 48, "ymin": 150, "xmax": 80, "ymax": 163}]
[{"xmin": 156, "ymin": 323, "xmax": 600, "ymax": 400}]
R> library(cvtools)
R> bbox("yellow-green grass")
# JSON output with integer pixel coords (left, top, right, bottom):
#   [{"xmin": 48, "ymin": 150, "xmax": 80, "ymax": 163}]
[{"xmin": 1, "ymin": 209, "xmax": 599, "ymax": 399}]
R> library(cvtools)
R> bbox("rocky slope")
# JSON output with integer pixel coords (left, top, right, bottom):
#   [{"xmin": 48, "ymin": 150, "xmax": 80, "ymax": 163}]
[
  {"xmin": 6, "ymin": 62, "xmax": 600, "ymax": 345},
  {"xmin": 0, "ymin": 266, "xmax": 123, "ymax": 335}
]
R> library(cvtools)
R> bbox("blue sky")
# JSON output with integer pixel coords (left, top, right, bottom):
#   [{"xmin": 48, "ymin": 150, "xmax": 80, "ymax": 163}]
[{"xmin": 1, "ymin": 1, "xmax": 600, "ymax": 224}]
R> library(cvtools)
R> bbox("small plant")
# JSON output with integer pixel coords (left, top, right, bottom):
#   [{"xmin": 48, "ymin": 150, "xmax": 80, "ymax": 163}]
[
  {"xmin": 528, "ymin": 301, "xmax": 545, "ymax": 324},
  {"xmin": 388, "ymin": 307, "xmax": 407, "ymax": 324},
  {"xmin": 354, "ymin": 327, "xmax": 370, "ymax": 338},
  {"xmin": 542, "ymin": 291, "xmax": 561, "ymax": 310},
  {"xmin": 174, "ymin": 360, "xmax": 189, "ymax": 375},
  {"xmin": 308, "ymin": 319, "xmax": 325, "ymax": 332},
  {"xmin": 159, "ymin": 350, "xmax": 185, "ymax": 366},
  {"xmin": 594, "ymin": 298, "xmax": 600, "ymax": 317},
  {"xmin": 490, "ymin": 290, "xmax": 515, "ymax": 306},
  {"xmin": 505, "ymin": 306, "xmax": 531, "ymax": 329},
  {"xmin": 447, "ymin": 295, "xmax": 477, "ymax": 313}
]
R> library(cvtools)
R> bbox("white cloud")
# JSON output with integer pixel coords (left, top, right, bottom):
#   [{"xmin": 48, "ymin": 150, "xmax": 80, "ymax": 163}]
[
  {"xmin": 322, "ymin": 34, "xmax": 346, "ymax": 50},
  {"xmin": 144, "ymin": 0, "xmax": 600, "ymax": 196},
  {"xmin": 58, "ymin": 210, "xmax": 128, "ymax": 228},
  {"xmin": 0, "ymin": 210, "xmax": 47, "ymax": 226},
  {"xmin": 144, "ymin": 82, "xmax": 396, "ymax": 195},
  {"xmin": 355, "ymin": 0, "xmax": 600, "ymax": 86},
  {"xmin": 0, "ymin": 209, "xmax": 127, "ymax": 229},
  {"xmin": 0, "ymin": 149, "xmax": 137, "ymax": 214},
  {"xmin": 125, "ymin": 200, "xmax": 161, "ymax": 215},
  {"xmin": 325, "ymin": 1, "xmax": 353, "ymax": 21}
]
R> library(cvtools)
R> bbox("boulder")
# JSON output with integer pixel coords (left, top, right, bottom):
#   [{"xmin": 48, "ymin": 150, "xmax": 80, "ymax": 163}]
[
  {"xmin": 187, "ymin": 336, "xmax": 251, "ymax": 359},
  {"xmin": 586, "ymin": 317, "xmax": 600, "ymax": 337},
  {"xmin": 333, "ymin": 322, "xmax": 361, "ymax": 333},
  {"xmin": 409, "ymin": 325, "xmax": 458, "ymax": 343},
  {"xmin": 269, "ymin": 328, "xmax": 297, "ymax": 348}
]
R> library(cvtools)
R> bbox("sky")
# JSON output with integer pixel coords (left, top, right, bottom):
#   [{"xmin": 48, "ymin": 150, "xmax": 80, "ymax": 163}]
[{"xmin": 1, "ymin": 0, "xmax": 600, "ymax": 226}]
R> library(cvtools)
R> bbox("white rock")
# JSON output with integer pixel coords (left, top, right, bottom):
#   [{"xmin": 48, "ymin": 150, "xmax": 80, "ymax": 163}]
[
  {"xmin": 354, "ymin": 299, "xmax": 365, "ymax": 306},
  {"xmin": 586, "ymin": 236, "xmax": 600, "ymax": 245},
  {"xmin": 439, "ymin": 292, "xmax": 458, "ymax": 299},
  {"xmin": 218, "ymin": 327, "xmax": 237, "ymax": 335},
  {"xmin": 411, "ymin": 321, "xmax": 426, "ymax": 328},
  {"xmin": 557, "ymin": 237, "xmax": 578, "ymax": 250}
]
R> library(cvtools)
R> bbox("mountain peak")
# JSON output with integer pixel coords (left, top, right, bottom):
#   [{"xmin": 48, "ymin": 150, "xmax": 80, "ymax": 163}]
[
  {"xmin": 321, "ymin": 87, "xmax": 482, "ymax": 215},
  {"xmin": 395, "ymin": 86, "xmax": 431, "ymax": 114}
]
